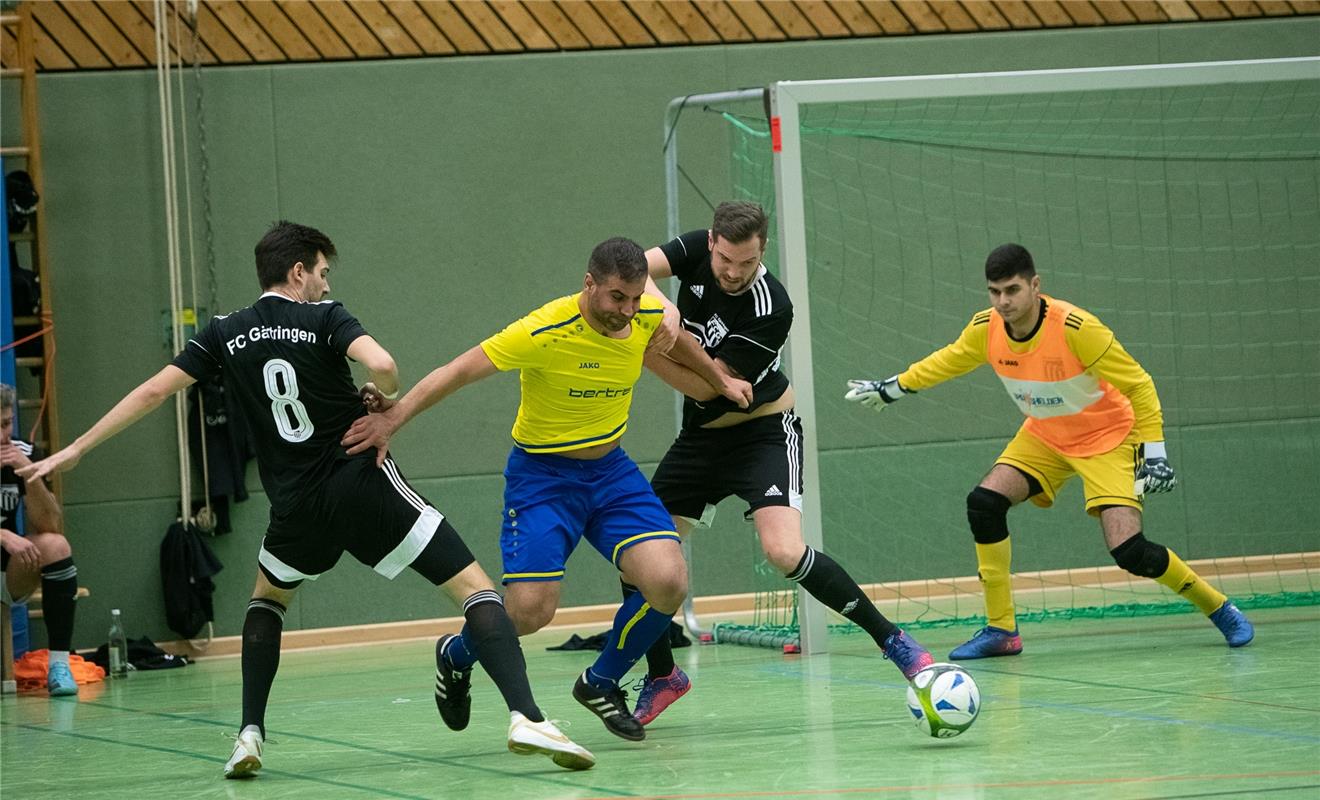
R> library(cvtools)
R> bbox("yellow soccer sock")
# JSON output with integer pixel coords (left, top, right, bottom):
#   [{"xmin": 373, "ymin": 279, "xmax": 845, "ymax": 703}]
[
  {"xmin": 1155, "ymin": 548, "xmax": 1226, "ymax": 615},
  {"xmin": 974, "ymin": 539, "xmax": 1016, "ymax": 630}
]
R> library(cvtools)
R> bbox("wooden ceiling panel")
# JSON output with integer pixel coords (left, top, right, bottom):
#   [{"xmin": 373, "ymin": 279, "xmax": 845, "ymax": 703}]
[
  {"xmin": 1093, "ymin": 1, "xmax": 1139, "ymax": 21},
  {"xmin": 93, "ymin": 1, "xmax": 170, "ymax": 62},
  {"xmin": 240, "ymin": 1, "xmax": 320, "ymax": 60},
  {"xmin": 489, "ymin": 1, "xmax": 558, "ymax": 50},
  {"xmin": 1254, "ymin": 0, "xmax": 1296, "ymax": 13},
  {"xmin": 1156, "ymin": 0, "xmax": 1201, "ymax": 20},
  {"xmin": 1187, "ymin": 0, "xmax": 1235, "ymax": 17},
  {"xmin": 992, "ymin": 0, "xmax": 1045, "ymax": 26},
  {"xmin": 928, "ymin": 0, "xmax": 980, "ymax": 29},
  {"xmin": 555, "ymin": 1, "xmax": 624, "ymax": 47},
  {"xmin": 414, "ymin": 1, "xmax": 490, "ymax": 53},
  {"xmin": 692, "ymin": 1, "xmax": 755, "ymax": 41},
  {"xmin": 893, "ymin": 1, "xmax": 949, "ymax": 32},
  {"xmin": 959, "ymin": 1, "xmax": 1012, "ymax": 29},
  {"xmin": 31, "ymin": 1, "xmax": 112, "ymax": 67},
  {"xmin": 521, "ymin": 1, "xmax": 590, "ymax": 49},
  {"xmin": 453, "ymin": 0, "xmax": 525, "ymax": 51},
  {"xmin": 759, "ymin": 1, "xmax": 820, "ymax": 38},
  {"xmin": 590, "ymin": 1, "xmax": 657, "ymax": 46},
  {"xmin": 859, "ymin": 1, "xmax": 917, "ymax": 33},
  {"xmin": 725, "ymin": 1, "xmax": 788, "ymax": 39},
  {"xmin": 624, "ymin": 1, "xmax": 691, "ymax": 44},
  {"xmin": 1027, "ymin": 0, "xmax": 1077, "ymax": 25},
  {"xmin": 1123, "ymin": 1, "xmax": 1171, "ymax": 22},
  {"xmin": 62, "ymin": 1, "xmax": 148, "ymax": 66},
  {"xmin": 1059, "ymin": 1, "xmax": 1105, "ymax": 24},
  {"xmin": 276, "ymin": 2, "xmax": 353, "ymax": 59},
  {"xmin": 208, "ymin": 0, "xmax": 287, "ymax": 60},
  {"xmin": 824, "ymin": 0, "xmax": 884, "ymax": 34},
  {"xmin": 18, "ymin": 0, "xmax": 1318, "ymax": 71},
  {"xmin": 661, "ymin": 1, "xmax": 723, "ymax": 43}
]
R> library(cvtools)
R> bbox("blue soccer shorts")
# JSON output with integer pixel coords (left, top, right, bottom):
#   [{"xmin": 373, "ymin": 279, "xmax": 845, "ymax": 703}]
[{"xmin": 499, "ymin": 445, "xmax": 679, "ymax": 583}]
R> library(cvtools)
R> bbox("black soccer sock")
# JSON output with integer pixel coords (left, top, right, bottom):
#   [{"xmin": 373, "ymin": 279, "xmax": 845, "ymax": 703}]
[
  {"xmin": 624, "ymin": 579, "xmax": 676, "ymax": 679},
  {"xmin": 241, "ymin": 599, "xmax": 286, "ymax": 737},
  {"xmin": 787, "ymin": 548, "xmax": 898, "ymax": 647},
  {"xmin": 463, "ymin": 590, "xmax": 544, "ymax": 723},
  {"xmin": 39, "ymin": 557, "xmax": 78, "ymax": 653}
]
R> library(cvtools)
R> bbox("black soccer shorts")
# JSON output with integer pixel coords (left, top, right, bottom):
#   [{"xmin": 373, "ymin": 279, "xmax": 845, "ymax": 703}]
[
  {"xmin": 651, "ymin": 410, "xmax": 804, "ymax": 525},
  {"xmin": 259, "ymin": 455, "xmax": 474, "ymax": 588}
]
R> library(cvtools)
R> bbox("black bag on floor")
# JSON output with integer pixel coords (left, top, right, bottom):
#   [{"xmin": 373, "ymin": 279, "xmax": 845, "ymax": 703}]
[{"xmin": 85, "ymin": 636, "xmax": 191, "ymax": 671}]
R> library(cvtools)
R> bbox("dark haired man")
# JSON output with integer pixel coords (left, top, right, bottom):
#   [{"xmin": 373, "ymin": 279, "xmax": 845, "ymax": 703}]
[
  {"xmin": 21, "ymin": 221, "xmax": 595, "ymax": 776},
  {"xmin": 846, "ymin": 243, "xmax": 1254, "ymax": 659},
  {"xmin": 634, "ymin": 202, "xmax": 935, "ymax": 728},
  {"xmin": 343, "ymin": 237, "xmax": 752, "ymax": 743}
]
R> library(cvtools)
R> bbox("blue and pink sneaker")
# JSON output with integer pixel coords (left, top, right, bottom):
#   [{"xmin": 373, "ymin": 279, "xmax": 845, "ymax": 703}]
[
  {"xmin": 632, "ymin": 667, "xmax": 691, "ymax": 726},
  {"xmin": 882, "ymin": 630, "xmax": 935, "ymax": 680}
]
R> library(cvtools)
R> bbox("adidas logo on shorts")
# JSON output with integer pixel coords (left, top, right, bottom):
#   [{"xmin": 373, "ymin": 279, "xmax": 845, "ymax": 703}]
[{"xmin": 764, "ymin": 485, "xmax": 782, "ymax": 497}]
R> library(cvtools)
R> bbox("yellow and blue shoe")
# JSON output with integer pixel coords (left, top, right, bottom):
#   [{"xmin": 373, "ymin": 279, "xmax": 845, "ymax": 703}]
[
  {"xmin": 949, "ymin": 626, "xmax": 1023, "ymax": 660},
  {"xmin": 882, "ymin": 630, "xmax": 935, "ymax": 680},
  {"xmin": 1209, "ymin": 602, "xmax": 1254, "ymax": 647},
  {"xmin": 46, "ymin": 661, "xmax": 79, "ymax": 697},
  {"xmin": 632, "ymin": 667, "xmax": 691, "ymax": 726}
]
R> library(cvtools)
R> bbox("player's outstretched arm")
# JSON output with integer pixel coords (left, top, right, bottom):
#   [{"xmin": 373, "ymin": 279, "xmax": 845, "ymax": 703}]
[
  {"xmin": 844, "ymin": 376, "xmax": 908, "ymax": 411},
  {"xmin": 17, "ymin": 365, "xmax": 196, "ymax": 483},
  {"xmin": 342, "ymin": 344, "xmax": 498, "ymax": 466}
]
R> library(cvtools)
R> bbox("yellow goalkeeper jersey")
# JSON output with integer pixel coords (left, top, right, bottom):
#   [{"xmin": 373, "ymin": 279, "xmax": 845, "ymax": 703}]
[
  {"xmin": 480, "ymin": 292, "xmax": 665, "ymax": 454},
  {"xmin": 898, "ymin": 294, "xmax": 1165, "ymax": 456}
]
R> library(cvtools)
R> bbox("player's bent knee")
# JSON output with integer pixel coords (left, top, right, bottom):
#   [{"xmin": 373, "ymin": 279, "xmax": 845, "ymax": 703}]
[
  {"xmin": 1109, "ymin": 532, "xmax": 1168, "ymax": 579},
  {"xmin": 967, "ymin": 487, "xmax": 1012, "ymax": 544},
  {"xmin": 30, "ymin": 531, "xmax": 72, "ymax": 562}
]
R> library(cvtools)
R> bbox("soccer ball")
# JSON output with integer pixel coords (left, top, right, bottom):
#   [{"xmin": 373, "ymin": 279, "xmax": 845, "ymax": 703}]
[{"xmin": 906, "ymin": 663, "xmax": 980, "ymax": 738}]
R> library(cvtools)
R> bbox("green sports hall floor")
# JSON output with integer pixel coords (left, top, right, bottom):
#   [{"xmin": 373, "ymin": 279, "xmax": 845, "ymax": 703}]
[{"xmin": 2, "ymin": 605, "xmax": 1317, "ymax": 800}]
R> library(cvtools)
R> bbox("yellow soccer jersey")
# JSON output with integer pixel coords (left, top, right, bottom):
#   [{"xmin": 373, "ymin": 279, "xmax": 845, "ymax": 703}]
[
  {"xmin": 898, "ymin": 296, "xmax": 1164, "ymax": 443},
  {"xmin": 480, "ymin": 292, "xmax": 665, "ymax": 453}
]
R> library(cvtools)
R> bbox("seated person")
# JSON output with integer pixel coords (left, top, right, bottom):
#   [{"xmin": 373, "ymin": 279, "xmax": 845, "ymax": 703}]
[{"xmin": 2, "ymin": 383, "xmax": 80, "ymax": 695}]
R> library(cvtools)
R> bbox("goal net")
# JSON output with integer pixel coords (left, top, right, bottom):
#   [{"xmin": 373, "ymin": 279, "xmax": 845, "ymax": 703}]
[{"xmin": 667, "ymin": 58, "xmax": 1320, "ymax": 651}]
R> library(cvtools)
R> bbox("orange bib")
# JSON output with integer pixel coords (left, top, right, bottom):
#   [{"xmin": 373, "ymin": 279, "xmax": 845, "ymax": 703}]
[{"xmin": 987, "ymin": 297, "xmax": 1134, "ymax": 457}]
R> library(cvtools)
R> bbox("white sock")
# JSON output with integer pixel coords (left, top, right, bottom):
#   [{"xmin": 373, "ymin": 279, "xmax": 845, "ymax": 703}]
[{"xmin": 48, "ymin": 650, "xmax": 70, "ymax": 666}]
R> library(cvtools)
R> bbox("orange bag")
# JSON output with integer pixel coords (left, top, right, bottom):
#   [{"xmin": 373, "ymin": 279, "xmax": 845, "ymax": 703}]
[{"xmin": 14, "ymin": 649, "xmax": 106, "ymax": 693}]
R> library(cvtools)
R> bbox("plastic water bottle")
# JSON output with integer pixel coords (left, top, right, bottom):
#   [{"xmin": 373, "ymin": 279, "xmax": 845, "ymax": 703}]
[{"xmin": 108, "ymin": 608, "xmax": 129, "ymax": 677}]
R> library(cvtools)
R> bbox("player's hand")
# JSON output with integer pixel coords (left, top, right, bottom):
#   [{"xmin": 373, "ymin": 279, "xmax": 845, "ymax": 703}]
[
  {"xmin": 359, "ymin": 382, "xmax": 397, "ymax": 414},
  {"xmin": 16, "ymin": 447, "xmax": 81, "ymax": 483},
  {"xmin": 1136, "ymin": 441, "xmax": 1178, "ymax": 495},
  {"xmin": 1, "ymin": 529, "xmax": 42, "ymax": 573},
  {"xmin": 342, "ymin": 412, "xmax": 398, "ymax": 467},
  {"xmin": 720, "ymin": 375, "xmax": 754, "ymax": 409},
  {"xmin": 646, "ymin": 303, "xmax": 681, "ymax": 356},
  {"xmin": 0, "ymin": 441, "xmax": 32, "ymax": 469},
  {"xmin": 844, "ymin": 376, "xmax": 905, "ymax": 411}
]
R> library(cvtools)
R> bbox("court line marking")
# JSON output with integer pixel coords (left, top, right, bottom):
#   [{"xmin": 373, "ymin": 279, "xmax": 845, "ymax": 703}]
[
  {"xmin": 571, "ymin": 770, "xmax": 1320, "ymax": 800},
  {"xmin": 1, "ymin": 702, "xmax": 637, "ymax": 796}
]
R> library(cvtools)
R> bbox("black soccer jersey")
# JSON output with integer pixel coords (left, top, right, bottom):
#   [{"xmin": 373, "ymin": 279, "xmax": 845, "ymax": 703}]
[
  {"xmin": 659, "ymin": 229, "xmax": 793, "ymax": 429},
  {"xmin": 2, "ymin": 438, "xmax": 37, "ymax": 531},
  {"xmin": 171, "ymin": 293, "xmax": 370, "ymax": 512}
]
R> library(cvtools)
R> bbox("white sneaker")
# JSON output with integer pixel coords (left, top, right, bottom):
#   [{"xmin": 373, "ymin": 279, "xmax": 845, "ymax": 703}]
[
  {"xmin": 223, "ymin": 725, "xmax": 264, "ymax": 779},
  {"xmin": 507, "ymin": 712, "xmax": 595, "ymax": 771}
]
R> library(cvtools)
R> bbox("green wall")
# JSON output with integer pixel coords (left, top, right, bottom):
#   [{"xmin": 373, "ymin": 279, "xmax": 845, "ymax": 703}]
[{"xmin": 12, "ymin": 18, "xmax": 1317, "ymax": 648}]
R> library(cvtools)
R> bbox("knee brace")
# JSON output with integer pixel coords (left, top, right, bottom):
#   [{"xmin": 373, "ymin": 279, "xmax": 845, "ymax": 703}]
[
  {"xmin": 1109, "ymin": 533, "xmax": 1169, "ymax": 579},
  {"xmin": 967, "ymin": 487, "xmax": 1012, "ymax": 544}
]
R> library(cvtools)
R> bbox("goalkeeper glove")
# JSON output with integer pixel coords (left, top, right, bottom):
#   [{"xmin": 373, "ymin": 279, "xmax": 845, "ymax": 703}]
[
  {"xmin": 1135, "ymin": 441, "xmax": 1178, "ymax": 495},
  {"xmin": 844, "ymin": 376, "xmax": 907, "ymax": 411}
]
